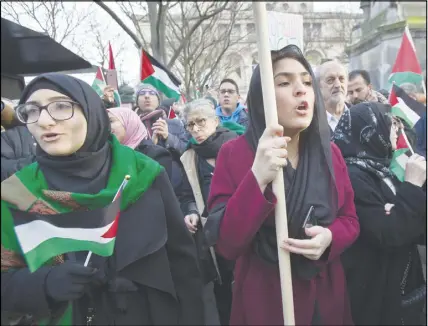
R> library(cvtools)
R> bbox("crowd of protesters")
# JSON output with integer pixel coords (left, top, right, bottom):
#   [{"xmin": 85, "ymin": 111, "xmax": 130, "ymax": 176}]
[{"xmin": 1, "ymin": 43, "xmax": 426, "ymax": 326}]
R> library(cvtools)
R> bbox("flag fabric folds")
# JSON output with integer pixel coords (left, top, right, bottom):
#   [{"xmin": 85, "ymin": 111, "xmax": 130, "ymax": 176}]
[
  {"xmin": 11, "ymin": 193, "xmax": 122, "ymax": 273},
  {"xmin": 387, "ymin": 25, "xmax": 424, "ymax": 181},
  {"xmin": 140, "ymin": 49, "xmax": 181, "ymax": 100},
  {"xmin": 388, "ymin": 26, "xmax": 423, "ymax": 88},
  {"xmin": 389, "ymin": 84, "xmax": 425, "ymax": 128}
]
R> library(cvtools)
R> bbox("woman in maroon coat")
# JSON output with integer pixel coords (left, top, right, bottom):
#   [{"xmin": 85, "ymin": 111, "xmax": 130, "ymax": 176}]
[{"xmin": 205, "ymin": 45, "xmax": 360, "ymax": 325}]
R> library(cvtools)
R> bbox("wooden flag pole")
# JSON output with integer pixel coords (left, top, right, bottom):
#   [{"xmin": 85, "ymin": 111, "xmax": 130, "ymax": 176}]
[{"xmin": 252, "ymin": 2, "xmax": 295, "ymax": 325}]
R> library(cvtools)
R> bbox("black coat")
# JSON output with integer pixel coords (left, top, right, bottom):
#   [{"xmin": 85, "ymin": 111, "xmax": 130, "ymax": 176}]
[
  {"xmin": 342, "ymin": 165, "xmax": 426, "ymax": 325},
  {"xmin": 1, "ymin": 126, "xmax": 36, "ymax": 182},
  {"xmin": 1, "ymin": 171, "xmax": 204, "ymax": 325},
  {"xmin": 136, "ymin": 139, "xmax": 173, "ymax": 181}
]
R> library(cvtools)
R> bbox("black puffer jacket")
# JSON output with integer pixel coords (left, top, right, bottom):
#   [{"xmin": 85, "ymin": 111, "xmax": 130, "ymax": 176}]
[{"xmin": 1, "ymin": 126, "xmax": 36, "ymax": 181}]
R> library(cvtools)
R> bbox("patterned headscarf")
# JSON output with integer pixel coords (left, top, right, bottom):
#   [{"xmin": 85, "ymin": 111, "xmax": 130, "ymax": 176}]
[
  {"xmin": 107, "ymin": 107, "xmax": 148, "ymax": 149},
  {"xmin": 333, "ymin": 102, "xmax": 394, "ymax": 179}
]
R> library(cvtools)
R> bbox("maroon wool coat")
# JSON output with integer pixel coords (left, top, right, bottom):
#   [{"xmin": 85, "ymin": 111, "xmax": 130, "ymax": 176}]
[{"xmin": 207, "ymin": 136, "xmax": 359, "ymax": 326}]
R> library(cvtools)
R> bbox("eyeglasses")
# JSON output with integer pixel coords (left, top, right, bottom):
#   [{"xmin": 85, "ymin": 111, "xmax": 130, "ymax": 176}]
[
  {"xmin": 16, "ymin": 101, "xmax": 78, "ymax": 124},
  {"xmin": 219, "ymin": 89, "xmax": 236, "ymax": 95},
  {"xmin": 186, "ymin": 118, "xmax": 207, "ymax": 131},
  {"xmin": 139, "ymin": 90, "xmax": 158, "ymax": 96},
  {"xmin": 391, "ymin": 119, "xmax": 401, "ymax": 131}
]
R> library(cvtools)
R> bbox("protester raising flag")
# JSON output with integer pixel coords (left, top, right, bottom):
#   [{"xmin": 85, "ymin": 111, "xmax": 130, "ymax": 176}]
[
  {"xmin": 387, "ymin": 26, "xmax": 425, "ymax": 182},
  {"xmin": 140, "ymin": 48, "xmax": 181, "ymax": 100},
  {"xmin": 92, "ymin": 66, "xmax": 121, "ymax": 106}
]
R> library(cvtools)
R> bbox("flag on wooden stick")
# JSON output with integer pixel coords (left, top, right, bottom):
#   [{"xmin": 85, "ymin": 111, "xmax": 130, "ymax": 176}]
[{"xmin": 11, "ymin": 176, "xmax": 128, "ymax": 273}]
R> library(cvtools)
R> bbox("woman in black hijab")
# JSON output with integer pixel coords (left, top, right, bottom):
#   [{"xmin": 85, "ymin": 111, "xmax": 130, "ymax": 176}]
[
  {"xmin": 333, "ymin": 102, "xmax": 427, "ymax": 325},
  {"xmin": 1, "ymin": 73, "xmax": 204, "ymax": 325},
  {"xmin": 206, "ymin": 45, "xmax": 359, "ymax": 325}
]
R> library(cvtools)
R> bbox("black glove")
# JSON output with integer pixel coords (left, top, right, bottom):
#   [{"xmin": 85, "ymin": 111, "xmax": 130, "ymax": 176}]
[{"xmin": 45, "ymin": 262, "xmax": 99, "ymax": 302}]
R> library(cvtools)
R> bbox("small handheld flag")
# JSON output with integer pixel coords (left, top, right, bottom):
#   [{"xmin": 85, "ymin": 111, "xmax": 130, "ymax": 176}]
[{"xmin": 84, "ymin": 175, "xmax": 130, "ymax": 266}]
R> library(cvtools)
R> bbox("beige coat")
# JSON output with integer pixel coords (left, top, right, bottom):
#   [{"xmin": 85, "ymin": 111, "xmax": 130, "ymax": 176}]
[{"xmin": 180, "ymin": 149, "xmax": 221, "ymax": 282}]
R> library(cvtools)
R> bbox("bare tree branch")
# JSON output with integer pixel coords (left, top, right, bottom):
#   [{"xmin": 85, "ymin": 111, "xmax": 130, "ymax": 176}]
[
  {"xmin": 93, "ymin": 1, "xmax": 142, "ymax": 49},
  {"xmin": 166, "ymin": 1, "xmax": 229, "ymax": 69}
]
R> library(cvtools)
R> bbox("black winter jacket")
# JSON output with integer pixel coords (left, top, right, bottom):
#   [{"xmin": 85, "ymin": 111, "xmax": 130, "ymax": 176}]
[{"xmin": 1, "ymin": 126, "xmax": 36, "ymax": 182}]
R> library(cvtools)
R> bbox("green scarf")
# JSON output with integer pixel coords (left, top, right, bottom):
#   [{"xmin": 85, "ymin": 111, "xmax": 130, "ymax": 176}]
[{"xmin": 1, "ymin": 135, "xmax": 163, "ymax": 325}]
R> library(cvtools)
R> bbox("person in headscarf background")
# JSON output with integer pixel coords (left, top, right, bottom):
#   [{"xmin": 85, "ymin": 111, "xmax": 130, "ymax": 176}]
[
  {"xmin": 134, "ymin": 84, "xmax": 189, "ymax": 155},
  {"xmin": 107, "ymin": 106, "xmax": 172, "ymax": 181},
  {"xmin": 178, "ymin": 99, "xmax": 240, "ymax": 325},
  {"xmin": 1, "ymin": 73, "xmax": 204, "ymax": 325},
  {"xmin": 333, "ymin": 102, "xmax": 427, "ymax": 325},
  {"xmin": 206, "ymin": 45, "xmax": 359, "ymax": 325}
]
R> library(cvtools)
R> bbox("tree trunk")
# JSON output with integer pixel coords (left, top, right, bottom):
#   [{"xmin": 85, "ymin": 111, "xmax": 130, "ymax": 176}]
[{"xmin": 147, "ymin": 2, "xmax": 167, "ymax": 64}]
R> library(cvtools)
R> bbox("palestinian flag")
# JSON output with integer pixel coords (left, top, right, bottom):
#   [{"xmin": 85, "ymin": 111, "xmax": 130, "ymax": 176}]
[
  {"xmin": 389, "ymin": 85, "xmax": 425, "ymax": 182},
  {"xmin": 140, "ymin": 49, "xmax": 181, "ymax": 100},
  {"xmin": 11, "ymin": 191, "xmax": 123, "ymax": 273},
  {"xmin": 390, "ymin": 148, "xmax": 412, "ymax": 182},
  {"xmin": 389, "ymin": 84, "xmax": 425, "ymax": 128},
  {"xmin": 92, "ymin": 66, "xmax": 122, "ymax": 106},
  {"xmin": 388, "ymin": 26, "xmax": 423, "ymax": 88}
]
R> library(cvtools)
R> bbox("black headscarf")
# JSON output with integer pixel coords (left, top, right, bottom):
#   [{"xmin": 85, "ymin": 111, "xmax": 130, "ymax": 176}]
[
  {"xmin": 19, "ymin": 73, "xmax": 111, "ymax": 194},
  {"xmin": 333, "ymin": 102, "xmax": 395, "ymax": 180},
  {"xmin": 245, "ymin": 45, "xmax": 338, "ymax": 280}
]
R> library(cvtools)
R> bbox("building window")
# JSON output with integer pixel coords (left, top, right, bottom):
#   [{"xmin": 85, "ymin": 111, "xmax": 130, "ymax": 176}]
[
  {"xmin": 246, "ymin": 23, "xmax": 255, "ymax": 35},
  {"xmin": 312, "ymin": 23, "xmax": 322, "ymax": 36},
  {"xmin": 233, "ymin": 24, "xmax": 241, "ymax": 36},
  {"xmin": 218, "ymin": 23, "xmax": 228, "ymax": 35}
]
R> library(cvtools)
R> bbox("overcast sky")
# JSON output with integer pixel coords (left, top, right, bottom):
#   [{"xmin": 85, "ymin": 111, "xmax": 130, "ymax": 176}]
[{"xmin": 11, "ymin": 2, "xmax": 362, "ymax": 87}]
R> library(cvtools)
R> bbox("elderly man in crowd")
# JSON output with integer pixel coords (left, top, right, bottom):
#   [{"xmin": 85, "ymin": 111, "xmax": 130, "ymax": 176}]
[{"xmin": 317, "ymin": 60, "xmax": 349, "ymax": 133}]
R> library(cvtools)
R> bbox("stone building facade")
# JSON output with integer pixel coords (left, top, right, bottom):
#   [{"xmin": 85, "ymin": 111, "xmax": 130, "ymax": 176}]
[{"xmin": 138, "ymin": 2, "xmax": 363, "ymax": 99}]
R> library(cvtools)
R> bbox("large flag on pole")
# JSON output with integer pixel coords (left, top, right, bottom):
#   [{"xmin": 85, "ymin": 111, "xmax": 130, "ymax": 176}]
[
  {"xmin": 388, "ymin": 26, "xmax": 423, "ymax": 88},
  {"xmin": 140, "ymin": 49, "xmax": 181, "ymax": 100},
  {"xmin": 387, "ymin": 26, "xmax": 424, "ymax": 182}
]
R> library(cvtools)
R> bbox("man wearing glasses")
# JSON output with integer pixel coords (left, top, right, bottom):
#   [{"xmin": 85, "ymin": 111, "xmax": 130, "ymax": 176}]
[
  {"xmin": 134, "ymin": 84, "xmax": 189, "ymax": 155},
  {"xmin": 216, "ymin": 79, "xmax": 249, "ymax": 128}
]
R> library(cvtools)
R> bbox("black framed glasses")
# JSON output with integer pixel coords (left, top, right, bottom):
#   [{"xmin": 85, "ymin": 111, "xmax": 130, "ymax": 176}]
[
  {"xmin": 185, "ymin": 118, "xmax": 207, "ymax": 131},
  {"xmin": 15, "ymin": 100, "xmax": 78, "ymax": 124},
  {"xmin": 138, "ymin": 90, "xmax": 157, "ymax": 96},
  {"xmin": 219, "ymin": 89, "xmax": 236, "ymax": 95}
]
